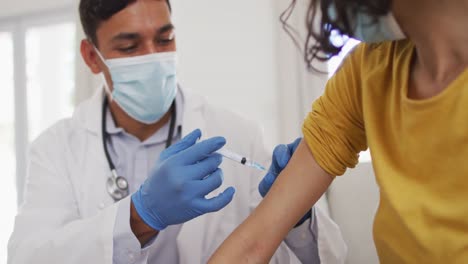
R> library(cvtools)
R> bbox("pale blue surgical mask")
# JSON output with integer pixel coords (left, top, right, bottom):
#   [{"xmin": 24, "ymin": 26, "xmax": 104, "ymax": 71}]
[
  {"xmin": 328, "ymin": 5, "xmax": 405, "ymax": 43},
  {"xmin": 95, "ymin": 48, "xmax": 178, "ymax": 124}
]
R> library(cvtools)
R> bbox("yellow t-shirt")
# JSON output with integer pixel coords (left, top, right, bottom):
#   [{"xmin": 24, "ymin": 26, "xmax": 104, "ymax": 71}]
[{"xmin": 303, "ymin": 40, "xmax": 468, "ymax": 263}]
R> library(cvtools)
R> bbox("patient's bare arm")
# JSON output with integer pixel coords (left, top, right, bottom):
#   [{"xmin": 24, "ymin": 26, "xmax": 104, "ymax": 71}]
[{"xmin": 208, "ymin": 140, "xmax": 334, "ymax": 263}]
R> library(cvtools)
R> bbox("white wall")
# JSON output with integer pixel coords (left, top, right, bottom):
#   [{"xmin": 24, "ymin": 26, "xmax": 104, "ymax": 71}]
[
  {"xmin": 172, "ymin": 0, "xmax": 280, "ymax": 147},
  {"xmin": 272, "ymin": 0, "xmax": 328, "ymax": 143},
  {"xmin": 328, "ymin": 163, "xmax": 380, "ymax": 264},
  {"xmin": 0, "ymin": 0, "xmax": 74, "ymax": 19},
  {"xmin": 171, "ymin": 0, "xmax": 328, "ymax": 147}
]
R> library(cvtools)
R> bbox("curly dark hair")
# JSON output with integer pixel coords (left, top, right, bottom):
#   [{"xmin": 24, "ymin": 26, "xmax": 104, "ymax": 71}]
[
  {"xmin": 281, "ymin": 0, "xmax": 392, "ymax": 69},
  {"xmin": 79, "ymin": 0, "xmax": 172, "ymax": 47}
]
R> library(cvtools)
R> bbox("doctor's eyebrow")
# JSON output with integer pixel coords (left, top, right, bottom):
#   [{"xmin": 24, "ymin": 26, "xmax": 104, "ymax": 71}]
[
  {"xmin": 157, "ymin": 24, "xmax": 175, "ymax": 36},
  {"xmin": 111, "ymin": 32, "xmax": 141, "ymax": 43},
  {"xmin": 110, "ymin": 24, "xmax": 174, "ymax": 43}
]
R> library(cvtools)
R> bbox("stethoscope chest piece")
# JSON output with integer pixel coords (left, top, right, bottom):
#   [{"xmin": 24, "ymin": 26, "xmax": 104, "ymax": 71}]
[{"xmin": 106, "ymin": 171, "xmax": 129, "ymax": 201}]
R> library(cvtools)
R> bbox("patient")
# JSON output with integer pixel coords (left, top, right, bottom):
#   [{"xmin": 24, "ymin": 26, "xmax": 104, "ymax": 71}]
[{"xmin": 209, "ymin": 0, "xmax": 468, "ymax": 263}]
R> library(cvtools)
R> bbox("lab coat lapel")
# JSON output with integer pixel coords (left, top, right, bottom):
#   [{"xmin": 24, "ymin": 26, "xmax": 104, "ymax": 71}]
[
  {"xmin": 78, "ymin": 89, "xmax": 115, "ymax": 208},
  {"xmin": 177, "ymin": 90, "xmax": 209, "ymax": 263},
  {"xmin": 82, "ymin": 88, "xmax": 105, "ymax": 136},
  {"xmin": 84, "ymin": 89, "xmax": 109, "ymax": 171}
]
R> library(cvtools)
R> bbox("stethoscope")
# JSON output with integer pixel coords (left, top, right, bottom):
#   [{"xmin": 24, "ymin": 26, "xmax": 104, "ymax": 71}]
[{"xmin": 102, "ymin": 98, "xmax": 177, "ymax": 201}]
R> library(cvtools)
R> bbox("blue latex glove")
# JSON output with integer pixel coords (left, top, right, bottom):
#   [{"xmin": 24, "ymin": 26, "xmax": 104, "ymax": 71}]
[
  {"xmin": 132, "ymin": 129, "xmax": 236, "ymax": 231},
  {"xmin": 259, "ymin": 138, "xmax": 312, "ymax": 227}
]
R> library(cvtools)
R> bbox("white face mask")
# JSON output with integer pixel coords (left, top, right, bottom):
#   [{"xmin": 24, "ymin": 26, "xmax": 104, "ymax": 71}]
[
  {"xmin": 328, "ymin": 5, "xmax": 405, "ymax": 43},
  {"xmin": 95, "ymin": 48, "xmax": 178, "ymax": 124},
  {"xmin": 352, "ymin": 11, "xmax": 405, "ymax": 43}
]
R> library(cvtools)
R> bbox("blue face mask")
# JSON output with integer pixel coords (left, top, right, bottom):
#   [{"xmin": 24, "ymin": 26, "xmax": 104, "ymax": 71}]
[
  {"xmin": 328, "ymin": 5, "xmax": 405, "ymax": 43},
  {"xmin": 96, "ymin": 49, "xmax": 178, "ymax": 124}
]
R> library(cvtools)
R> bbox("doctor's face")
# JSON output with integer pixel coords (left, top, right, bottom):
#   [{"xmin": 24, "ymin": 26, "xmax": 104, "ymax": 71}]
[{"xmin": 81, "ymin": 0, "xmax": 176, "ymax": 91}]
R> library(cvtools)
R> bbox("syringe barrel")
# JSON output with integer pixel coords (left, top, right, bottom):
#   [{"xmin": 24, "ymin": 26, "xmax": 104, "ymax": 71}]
[{"xmin": 217, "ymin": 149, "xmax": 244, "ymax": 163}]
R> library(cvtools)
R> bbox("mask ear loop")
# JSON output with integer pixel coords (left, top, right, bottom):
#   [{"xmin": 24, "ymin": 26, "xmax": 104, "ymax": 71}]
[
  {"xmin": 93, "ymin": 45, "xmax": 114, "ymax": 101},
  {"xmin": 382, "ymin": 13, "xmax": 406, "ymax": 39}
]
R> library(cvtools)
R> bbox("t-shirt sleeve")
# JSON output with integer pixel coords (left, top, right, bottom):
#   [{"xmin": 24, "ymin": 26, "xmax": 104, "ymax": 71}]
[{"xmin": 302, "ymin": 43, "xmax": 368, "ymax": 176}]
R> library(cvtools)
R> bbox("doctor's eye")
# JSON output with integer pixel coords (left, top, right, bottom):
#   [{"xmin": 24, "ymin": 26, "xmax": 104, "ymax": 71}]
[
  {"xmin": 157, "ymin": 38, "xmax": 174, "ymax": 46},
  {"xmin": 157, "ymin": 31, "xmax": 175, "ymax": 46},
  {"xmin": 117, "ymin": 45, "xmax": 138, "ymax": 54}
]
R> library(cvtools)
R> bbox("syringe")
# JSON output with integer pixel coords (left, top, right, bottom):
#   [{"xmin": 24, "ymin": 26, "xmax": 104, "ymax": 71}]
[{"xmin": 217, "ymin": 148, "xmax": 266, "ymax": 171}]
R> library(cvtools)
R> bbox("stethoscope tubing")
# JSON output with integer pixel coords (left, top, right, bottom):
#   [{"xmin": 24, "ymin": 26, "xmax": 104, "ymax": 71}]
[{"xmin": 102, "ymin": 97, "xmax": 177, "ymax": 201}]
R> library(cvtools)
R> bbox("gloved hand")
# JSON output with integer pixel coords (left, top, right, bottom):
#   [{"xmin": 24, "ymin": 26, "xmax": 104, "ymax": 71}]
[
  {"xmin": 259, "ymin": 138, "xmax": 312, "ymax": 227},
  {"xmin": 132, "ymin": 129, "xmax": 236, "ymax": 231}
]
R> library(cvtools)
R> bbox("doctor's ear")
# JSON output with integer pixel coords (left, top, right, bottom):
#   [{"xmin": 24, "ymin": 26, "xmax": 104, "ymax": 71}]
[{"xmin": 80, "ymin": 39, "xmax": 103, "ymax": 75}]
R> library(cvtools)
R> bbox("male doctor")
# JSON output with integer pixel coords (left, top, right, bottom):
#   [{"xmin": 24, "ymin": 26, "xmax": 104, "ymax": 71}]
[{"xmin": 8, "ymin": 0, "xmax": 347, "ymax": 263}]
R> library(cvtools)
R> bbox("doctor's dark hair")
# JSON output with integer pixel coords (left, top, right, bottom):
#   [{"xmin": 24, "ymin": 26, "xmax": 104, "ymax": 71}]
[
  {"xmin": 281, "ymin": 0, "xmax": 391, "ymax": 69},
  {"xmin": 79, "ymin": 0, "xmax": 172, "ymax": 46}
]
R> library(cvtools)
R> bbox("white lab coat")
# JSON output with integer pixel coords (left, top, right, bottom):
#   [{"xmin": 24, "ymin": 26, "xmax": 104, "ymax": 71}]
[{"xmin": 8, "ymin": 88, "xmax": 347, "ymax": 264}]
